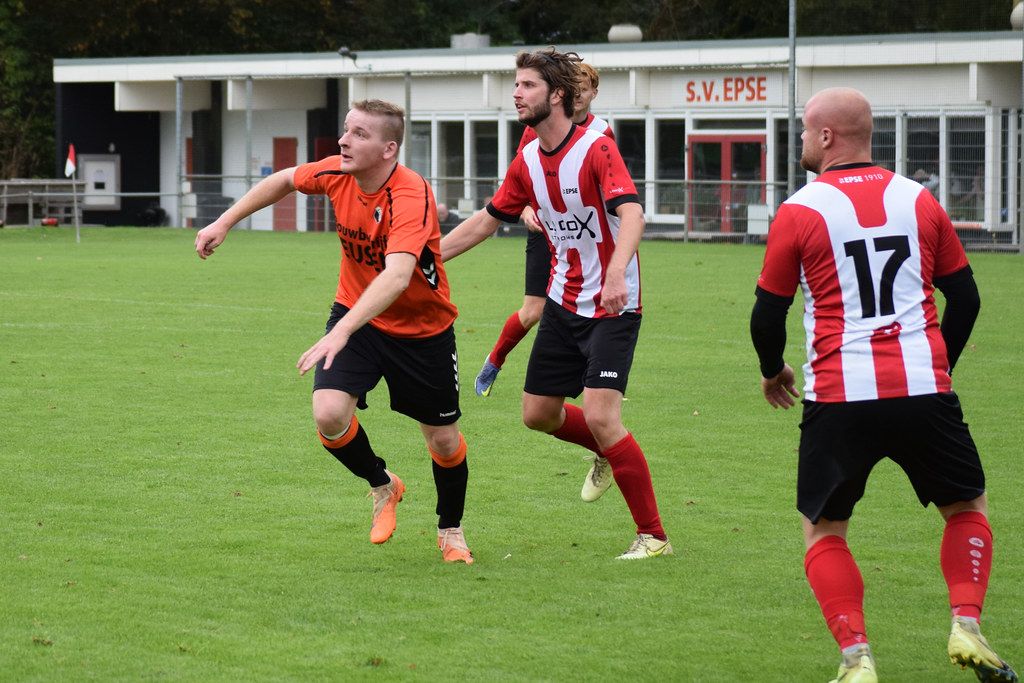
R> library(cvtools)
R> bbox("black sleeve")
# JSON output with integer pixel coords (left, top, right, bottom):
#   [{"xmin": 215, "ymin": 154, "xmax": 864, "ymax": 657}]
[
  {"xmin": 485, "ymin": 202, "xmax": 519, "ymax": 224},
  {"xmin": 607, "ymin": 195, "xmax": 642, "ymax": 215},
  {"xmin": 750, "ymin": 286, "xmax": 794, "ymax": 379},
  {"xmin": 933, "ymin": 265, "xmax": 980, "ymax": 373}
]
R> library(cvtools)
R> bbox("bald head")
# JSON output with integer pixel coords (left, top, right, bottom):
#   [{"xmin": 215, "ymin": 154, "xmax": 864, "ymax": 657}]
[{"xmin": 800, "ymin": 87, "xmax": 873, "ymax": 174}]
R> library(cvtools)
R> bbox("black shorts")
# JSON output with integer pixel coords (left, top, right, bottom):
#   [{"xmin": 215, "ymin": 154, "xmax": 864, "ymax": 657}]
[
  {"xmin": 312, "ymin": 303, "xmax": 461, "ymax": 426},
  {"xmin": 524, "ymin": 231, "xmax": 551, "ymax": 298},
  {"xmin": 797, "ymin": 392, "xmax": 985, "ymax": 523},
  {"xmin": 524, "ymin": 298, "xmax": 641, "ymax": 398}
]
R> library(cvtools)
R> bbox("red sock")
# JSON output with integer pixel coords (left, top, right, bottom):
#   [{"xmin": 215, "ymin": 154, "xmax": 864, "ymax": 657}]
[
  {"xmin": 941, "ymin": 510, "xmax": 992, "ymax": 621},
  {"xmin": 804, "ymin": 535, "xmax": 868, "ymax": 651},
  {"xmin": 490, "ymin": 312, "xmax": 529, "ymax": 367},
  {"xmin": 602, "ymin": 433, "xmax": 665, "ymax": 540},
  {"xmin": 551, "ymin": 403, "xmax": 600, "ymax": 453}
]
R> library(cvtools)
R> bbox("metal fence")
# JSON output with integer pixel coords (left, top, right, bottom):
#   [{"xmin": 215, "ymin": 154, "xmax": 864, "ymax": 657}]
[
  {"xmin": 3, "ymin": 176, "xmax": 1020, "ymax": 253},
  {"xmin": 430, "ymin": 176, "xmax": 1020, "ymax": 250},
  {"xmin": 1, "ymin": 179, "xmax": 86, "ymax": 227},
  {"xmin": 0, "ymin": 179, "xmax": 174, "ymax": 229}
]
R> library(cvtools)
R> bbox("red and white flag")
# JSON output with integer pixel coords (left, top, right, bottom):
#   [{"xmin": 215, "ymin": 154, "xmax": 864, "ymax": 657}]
[{"xmin": 64, "ymin": 144, "xmax": 76, "ymax": 178}]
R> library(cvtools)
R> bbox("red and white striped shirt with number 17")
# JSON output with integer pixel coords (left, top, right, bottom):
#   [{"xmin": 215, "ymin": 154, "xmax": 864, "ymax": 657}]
[{"xmin": 757, "ymin": 165, "xmax": 970, "ymax": 403}]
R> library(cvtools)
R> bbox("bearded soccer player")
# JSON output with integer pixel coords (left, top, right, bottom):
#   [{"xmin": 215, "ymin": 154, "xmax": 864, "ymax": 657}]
[
  {"xmin": 751, "ymin": 87, "xmax": 1016, "ymax": 682},
  {"xmin": 442, "ymin": 47, "xmax": 670, "ymax": 560},
  {"xmin": 474, "ymin": 61, "xmax": 618, "ymax": 504},
  {"xmin": 195, "ymin": 99, "xmax": 473, "ymax": 564}
]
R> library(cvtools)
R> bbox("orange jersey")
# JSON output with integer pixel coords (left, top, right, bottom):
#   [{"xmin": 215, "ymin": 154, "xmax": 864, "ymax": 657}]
[{"xmin": 293, "ymin": 158, "xmax": 457, "ymax": 338}]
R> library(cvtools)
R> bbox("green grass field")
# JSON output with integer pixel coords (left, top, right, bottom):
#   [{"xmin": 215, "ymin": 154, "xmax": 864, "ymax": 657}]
[{"xmin": 1, "ymin": 226, "xmax": 1021, "ymax": 682}]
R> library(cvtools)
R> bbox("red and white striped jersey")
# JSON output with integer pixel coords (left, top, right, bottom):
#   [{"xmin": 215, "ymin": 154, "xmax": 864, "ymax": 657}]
[
  {"xmin": 516, "ymin": 112, "xmax": 614, "ymax": 154},
  {"xmin": 757, "ymin": 164, "xmax": 969, "ymax": 402},
  {"xmin": 490, "ymin": 125, "xmax": 641, "ymax": 318}
]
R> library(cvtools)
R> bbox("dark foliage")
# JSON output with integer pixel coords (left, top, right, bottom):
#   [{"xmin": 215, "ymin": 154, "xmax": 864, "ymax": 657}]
[{"xmin": 0, "ymin": 0, "xmax": 1016, "ymax": 178}]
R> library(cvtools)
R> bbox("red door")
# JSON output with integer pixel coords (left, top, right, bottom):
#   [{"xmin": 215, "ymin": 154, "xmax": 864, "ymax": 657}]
[
  {"xmin": 687, "ymin": 134, "xmax": 766, "ymax": 234},
  {"xmin": 273, "ymin": 138, "xmax": 298, "ymax": 231}
]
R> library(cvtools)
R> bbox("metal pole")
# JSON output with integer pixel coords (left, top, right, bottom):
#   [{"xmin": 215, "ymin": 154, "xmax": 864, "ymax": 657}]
[
  {"xmin": 404, "ymin": 72, "xmax": 411, "ymax": 168},
  {"xmin": 72, "ymin": 178, "xmax": 80, "ymax": 243},
  {"xmin": 1019, "ymin": 12, "xmax": 1023, "ymax": 253},
  {"xmin": 245, "ymin": 76, "xmax": 253, "ymax": 230},
  {"xmin": 787, "ymin": 0, "xmax": 797, "ymax": 199},
  {"xmin": 684, "ymin": 183, "xmax": 691, "ymax": 243},
  {"xmin": 176, "ymin": 77, "xmax": 184, "ymax": 228}
]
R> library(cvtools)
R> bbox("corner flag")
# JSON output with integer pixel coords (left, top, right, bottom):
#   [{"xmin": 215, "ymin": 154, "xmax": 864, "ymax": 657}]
[{"xmin": 64, "ymin": 144, "xmax": 76, "ymax": 178}]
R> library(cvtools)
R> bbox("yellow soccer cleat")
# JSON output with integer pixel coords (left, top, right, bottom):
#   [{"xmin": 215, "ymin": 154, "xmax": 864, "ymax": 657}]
[
  {"xmin": 948, "ymin": 616, "xmax": 1018, "ymax": 683},
  {"xmin": 828, "ymin": 644, "xmax": 877, "ymax": 683}
]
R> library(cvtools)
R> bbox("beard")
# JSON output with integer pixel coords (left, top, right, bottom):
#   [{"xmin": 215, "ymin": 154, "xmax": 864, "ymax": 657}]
[
  {"xmin": 520, "ymin": 99, "xmax": 552, "ymax": 128},
  {"xmin": 800, "ymin": 151, "xmax": 820, "ymax": 174}
]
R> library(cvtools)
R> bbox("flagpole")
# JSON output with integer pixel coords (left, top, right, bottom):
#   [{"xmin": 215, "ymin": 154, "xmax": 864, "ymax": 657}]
[
  {"xmin": 72, "ymin": 173, "xmax": 80, "ymax": 243},
  {"xmin": 65, "ymin": 144, "xmax": 80, "ymax": 243}
]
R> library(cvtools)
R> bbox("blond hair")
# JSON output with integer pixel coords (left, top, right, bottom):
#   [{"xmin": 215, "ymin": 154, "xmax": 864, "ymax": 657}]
[
  {"xmin": 578, "ymin": 62, "xmax": 600, "ymax": 89},
  {"xmin": 350, "ymin": 99, "xmax": 405, "ymax": 147}
]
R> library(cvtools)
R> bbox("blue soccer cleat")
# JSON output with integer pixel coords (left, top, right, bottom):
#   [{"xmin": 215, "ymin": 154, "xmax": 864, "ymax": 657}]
[{"xmin": 475, "ymin": 356, "xmax": 500, "ymax": 397}]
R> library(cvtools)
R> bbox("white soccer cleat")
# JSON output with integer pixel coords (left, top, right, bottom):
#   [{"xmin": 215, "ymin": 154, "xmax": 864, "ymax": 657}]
[
  {"xmin": 581, "ymin": 454, "xmax": 614, "ymax": 502},
  {"xmin": 616, "ymin": 533, "xmax": 673, "ymax": 560}
]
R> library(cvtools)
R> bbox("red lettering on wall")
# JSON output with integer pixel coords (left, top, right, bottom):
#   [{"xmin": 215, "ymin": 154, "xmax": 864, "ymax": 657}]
[{"xmin": 682, "ymin": 75, "xmax": 769, "ymax": 104}]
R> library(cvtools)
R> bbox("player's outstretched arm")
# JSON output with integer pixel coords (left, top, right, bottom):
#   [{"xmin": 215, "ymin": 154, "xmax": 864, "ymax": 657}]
[
  {"xmin": 194, "ymin": 168, "xmax": 297, "ymax": 259},
  {"xmin": 439, "ymin": 209, "xmax": 502, "ymax": 262},
  {"xmin": 296, "ymin": 251, "xmax": 417, "ymax": 375}
]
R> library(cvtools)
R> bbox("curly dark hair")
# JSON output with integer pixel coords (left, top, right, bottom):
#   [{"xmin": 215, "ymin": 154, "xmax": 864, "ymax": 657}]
[{"xmin": 514, "ymin": 47, "xmax": 582, "ymax": 118}]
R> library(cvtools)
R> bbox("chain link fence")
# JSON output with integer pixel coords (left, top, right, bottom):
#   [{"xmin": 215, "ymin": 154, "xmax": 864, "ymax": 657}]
[{"xmin": 3, "ymin": 174, "xmax": 1020, "ymax": 253}]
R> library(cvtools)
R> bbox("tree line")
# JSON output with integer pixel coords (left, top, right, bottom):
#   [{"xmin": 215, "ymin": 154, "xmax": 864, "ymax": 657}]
[{"xmin": 0, "ymin": 0, "xmax": 1016, "ymax": 179}]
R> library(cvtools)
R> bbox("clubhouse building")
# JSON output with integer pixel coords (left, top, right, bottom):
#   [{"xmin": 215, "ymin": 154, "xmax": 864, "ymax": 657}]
[{"xmin": 51, "ymin": 29, "xmax": 1023, "ymax": 243}]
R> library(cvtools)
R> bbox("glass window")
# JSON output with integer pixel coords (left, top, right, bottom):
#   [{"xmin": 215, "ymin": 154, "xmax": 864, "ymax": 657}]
[
  {"xmin": 656, "ymin": 120, "xmax": 685, "ymax": 214},
  {"xmin": 471, "ymin": 121, "xmax": 498, "ymax": 207},
  {"xmin": 871, "ymin": 117, "xmax": 896, "ymax": 172},
  {"xmin": 508, "ymin": 120, "xmax": 526, "ymax": 158},
  {"xmin": 774, "ymin": 119, "xmax": 806, "ymax": 206},
  {"xmin": 439, "ymin": 121, "xmax": 464, "ymax": 208},
  {"xmin": 906, "ymin": 117, "xmax": 939, "ymax": 198},
  {"xmin": 615, "ymin": 119, "xmax": 646, "ymax": 183},
  {"xmin": 408, "ymin": 122, "xmax": 431, "ymax": 178},
  {"xmin": 947, "ymin": 116, "xmax": 985, "ymax": 222}
]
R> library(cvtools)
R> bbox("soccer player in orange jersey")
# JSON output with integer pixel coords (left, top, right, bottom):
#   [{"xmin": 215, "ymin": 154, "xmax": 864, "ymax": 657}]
[{"xmin": 195, "ymin": 99, "xmax": 472, "ymax": 563}]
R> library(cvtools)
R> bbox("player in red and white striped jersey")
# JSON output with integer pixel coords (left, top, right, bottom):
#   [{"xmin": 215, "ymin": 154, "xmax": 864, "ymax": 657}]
[
  {"xmin": 751, "ymin": 87, "xmax": 1016, "ymax": 683},
  {"xmin": 474, "ymin": 62, "xmax": 617, "ymax": 399},
  {"xmin": 442, "ymin": 47, "xmax": 670, "ymax": 560}
]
